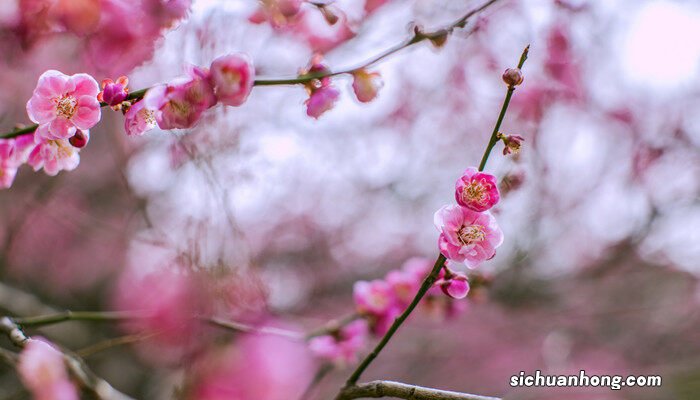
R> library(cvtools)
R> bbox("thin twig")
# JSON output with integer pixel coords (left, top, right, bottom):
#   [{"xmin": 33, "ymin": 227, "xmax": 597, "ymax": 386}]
[
  {"xmin": 337, "ymin": 380, "xmax": 501, "ymax": 400},
  {"xmin": 205, "ymin": 317, "xmax": 305, "ymax": 340},
  {"xmin": 12, "ymin": 311, "xmax": 145, "ymax": 327},
  {"xmin": 0, "ymin": 317, "xmax": 134, "ymax": 400},
  {"xmin": 342, "ymin": 254, "xmax": 446, "ymax": 389},
  {"xmin": 299, "ymin": 363, "xmax": 334, "ymax": 400},
  {"xmin": 477, "ymin": 45, "xmax": 529, "ymax": 171}
]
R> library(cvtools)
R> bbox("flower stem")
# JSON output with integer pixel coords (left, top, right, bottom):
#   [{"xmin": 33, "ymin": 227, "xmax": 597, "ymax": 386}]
[
  {"xmin": 341, "ymin": 254, "xmax": 446, "ymax": 389},
  {"xmin": 477, "ymin": 45, "xmax": 529, "ymax": 172}
]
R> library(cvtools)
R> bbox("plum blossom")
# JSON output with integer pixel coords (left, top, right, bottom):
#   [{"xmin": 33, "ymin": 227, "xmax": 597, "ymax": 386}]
[
  {"xmin": 305, "ymin": 85, "xmax": 340, "ymax": 119},
  {"xmin": 353, "ymin": 279, "xmax": 396, "ymax": 316},
  {"xmin": 98, "ymin": 76, "xmax": 129, "ymax": 108},
  {"xmin": 18, "ymin": 338, "xmax": 78, "ymax": 400},
  {"xmin": 124, "ymin": 100, "xmax": 157, "ymax": 136},
  {"xmin": 351, "ymin": 69, "xmax": 383, "ymax": 103},
  {"xmin": 143, "ymin": 66, "xmax": 217, "ymax": 130},
  {"xmin": 501, "ymin": 134, "xmax": 524, "ymax": 155},
  {"xmin": 27, "ymin": 135, "xmax": 84, "ymax": 176},
  {"xmin": 353, "ymin": 279, "xmax": 400, "ymax": 335},
  {"xmin": 308, "ymin": 319, "xmax": 368, "ymax": 365},
  {"xmin": 249, "ymin": 0, "xmax": 303, "ymax": 26},
  {"xmin": 434, "ymin": 205, "xmax": 503, "ymax": 268},
  {"xmin": 112, "ymin": 267, "xmax": 210, "ymax": 364},
  {"xmin": 303, "ymin": 55, "xmax": 340, "ymax": 119},
  {"xmin": 0, "ymin": 136, "xmax": 35, "ymax": 189},
  {"xmin": 191, "ymin": 330, "xmax": 313, "ymax": 400},
  {"xmin": 209, "ymin": 54, "xmax": 255, "ymax": 106},
  {"xmin": 455, "ymin": 167, "xmax": 500, "ymax": 212},
  {"xmin": 385, "ymin": 257, "xmax": 429, "ymax": 307},
  {"xmin": 26, "ymin": 70, "xmax": 101, "ymax": 140}
]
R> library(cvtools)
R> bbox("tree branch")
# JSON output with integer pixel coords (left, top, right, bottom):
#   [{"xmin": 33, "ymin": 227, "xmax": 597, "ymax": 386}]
[
  {"xmin": 337, "ymin": 380, "xmax": 501, "ymax": 400},
  {"xmin": 342, "ymin": 254, "xmax": 446, "ymax": 389},
  {"xmin": 0, "ymin": 317, "xmax": 134, "ymax": 400},
  {"xmin": 0, "ymin": 0, "xmax": 500, "ymax": 140},
  {"xmin": 336, "ymin": 44, "xmax": 530, "ymax": 396}
]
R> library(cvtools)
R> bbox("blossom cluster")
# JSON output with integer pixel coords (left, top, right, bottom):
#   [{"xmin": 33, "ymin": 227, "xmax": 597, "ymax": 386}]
[
  {"xmin": 302, "ymin": 55, "xmax": 383, "ymax": 119},
  {"xmin": 1, "ymin": 52, "xmax": 256, "ymax": 189},
  {"xmin": 7, "ymin": 0, "xmax": 192, "ymax": 76}
]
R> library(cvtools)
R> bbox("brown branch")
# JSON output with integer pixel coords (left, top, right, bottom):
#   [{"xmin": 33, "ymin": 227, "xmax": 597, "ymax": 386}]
[
  {"xmin": 337, "ymin": 380, "xmax": 501, "ymax": 400},
  {"xmin": 0, "ymin": 317, "xmax": 134, "ymax": 400}
]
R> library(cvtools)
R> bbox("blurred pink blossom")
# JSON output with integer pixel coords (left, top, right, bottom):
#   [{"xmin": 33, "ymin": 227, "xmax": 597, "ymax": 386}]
[
  {"xmin": 124, "ymin": 100, "xmax": 157, "ymax": 136},
  {"xmin": 210, "ymin": 54, "xmax": 254, "ymax": 107},
  {"xmin": 308, "ymin": 319, "xmax": 369, "ymax": 365},
  {"xmin": 305, "ymin": 85, "xmax": 339, "ymax": 119},
  {"xmin": 434, "ymin": 205, "xmax": 503, "ymax": 268},
  {"xmin": 26, "ymin": 70, "xmax": 101, "ymax": 140},
  {"xmin": 18, "ymin": 338, "xmax": 78, "ymax": 400},
  {"xmin": 112, "ymin": 267, "xmax": 211, "ymax": 365},
  {"xmin": 0, "ymin": 136, "xmax": 34, "ymax": 188},
  {"xmin": 354, "ymin": 279, "xmax": 396, "ymax": 316},
  {"xmin": 143, "ymin": 66, "xmax": 216, "ymax": 129},
  {"xmin": 190, "ymin": 329, "xmax": 314, "ymax": 400},
  {"xmin": 351, "ymin": 69, "xmax": 383, "ymax": 103},
  {"xmin": 455, "ymin": 167, "xmax": 500, "ymax": 212}
]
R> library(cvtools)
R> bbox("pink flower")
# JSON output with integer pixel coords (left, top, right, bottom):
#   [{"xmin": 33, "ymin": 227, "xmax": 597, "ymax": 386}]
[
  {"xmin": 251, "ymin": 0, "xmax": 303, "ymax": 26},
  {"xmin": 26, "ymin": 70, "xmax": 101, "ymax": 140},
  {"xmin": 454, "ymin": 167, "xmax": 500, "ymax": 212},
  {"xmin": 112, "ymin": 267, "xmax": 210, "ymax": 365},
  {"xmin": 124, "ymin": 100, "xmax": 157, "ymax": 136},
  {"xmin": 434, "ymin": 205, "xmax": 504, "ymax": 268},
  {"xmin": 210, "ymin": 54, "xmax": 255, "ymax": 106},
  {"xmin": 97, "ymin": 76, "xmax": 129, "ymax": 108},
  {"xmin": 351, "ymin": 69, "xmax": 383, "ymax": 103},
  {"xmin": 143, "ymin": 66, "xmax": 217, "ymax": 129},
  {"xmin": 385, "ymin": 260, "xmax": 427, "ymax": 307},
  {"xmin": 305, "ymin": 85, "xmax": 339, "ymax": 119},
  {"xmin": 437, "ymin": 272, "xmax": 470, "ymax": 299},
  {"xmin": 27, "ymin": 135, "xmax": 83, "ymax": 176},
  {"xmin": 0, "ymin": 139, "xmax": 19, "ymax": 188},
  {"xmin": 353, "ymin": 279, "xmax": 396, "ymax": 316},
  {"xmin": 191, "ymin": 329, "xmax": 313, "ymax": 400},
  {"xmin": 0, "ymin": 137, "xmax": 34, "ymax": 189},
  {"xmin": 18, "ymin": 338, "xmax": 78, "ymax": 400},
  {"xmin": 501, "ymin": 134, "xmax": 524, "ymax": 156},
  {"xmin": 308, "ymin": 319, "xmax": 368, "ymax": 365}
]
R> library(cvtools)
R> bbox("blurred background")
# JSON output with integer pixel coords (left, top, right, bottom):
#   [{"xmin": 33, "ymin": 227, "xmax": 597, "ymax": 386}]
[{"xmin": 1, "ymin": 0, "xmax": 700, "ymax": 399}]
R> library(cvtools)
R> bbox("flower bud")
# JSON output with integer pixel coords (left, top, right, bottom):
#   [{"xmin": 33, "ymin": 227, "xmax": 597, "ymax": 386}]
[
  {"xmin": 351, "ymin": 69, "xmax": 383, "ymax": 103},
  {"xmin": 98, "ymin": 76, "xmax": 129, "ymax": 109},
  {"xmin": 68, "ymin": 130, "xmax": 89, "ymax": 148},
  {"xmin": 502, "ymin": 68, "xmax": 524, "ymax": 87},
  {"xmin": 438, "ymin": 273, "xmax": 470, "ymax": 300}
]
